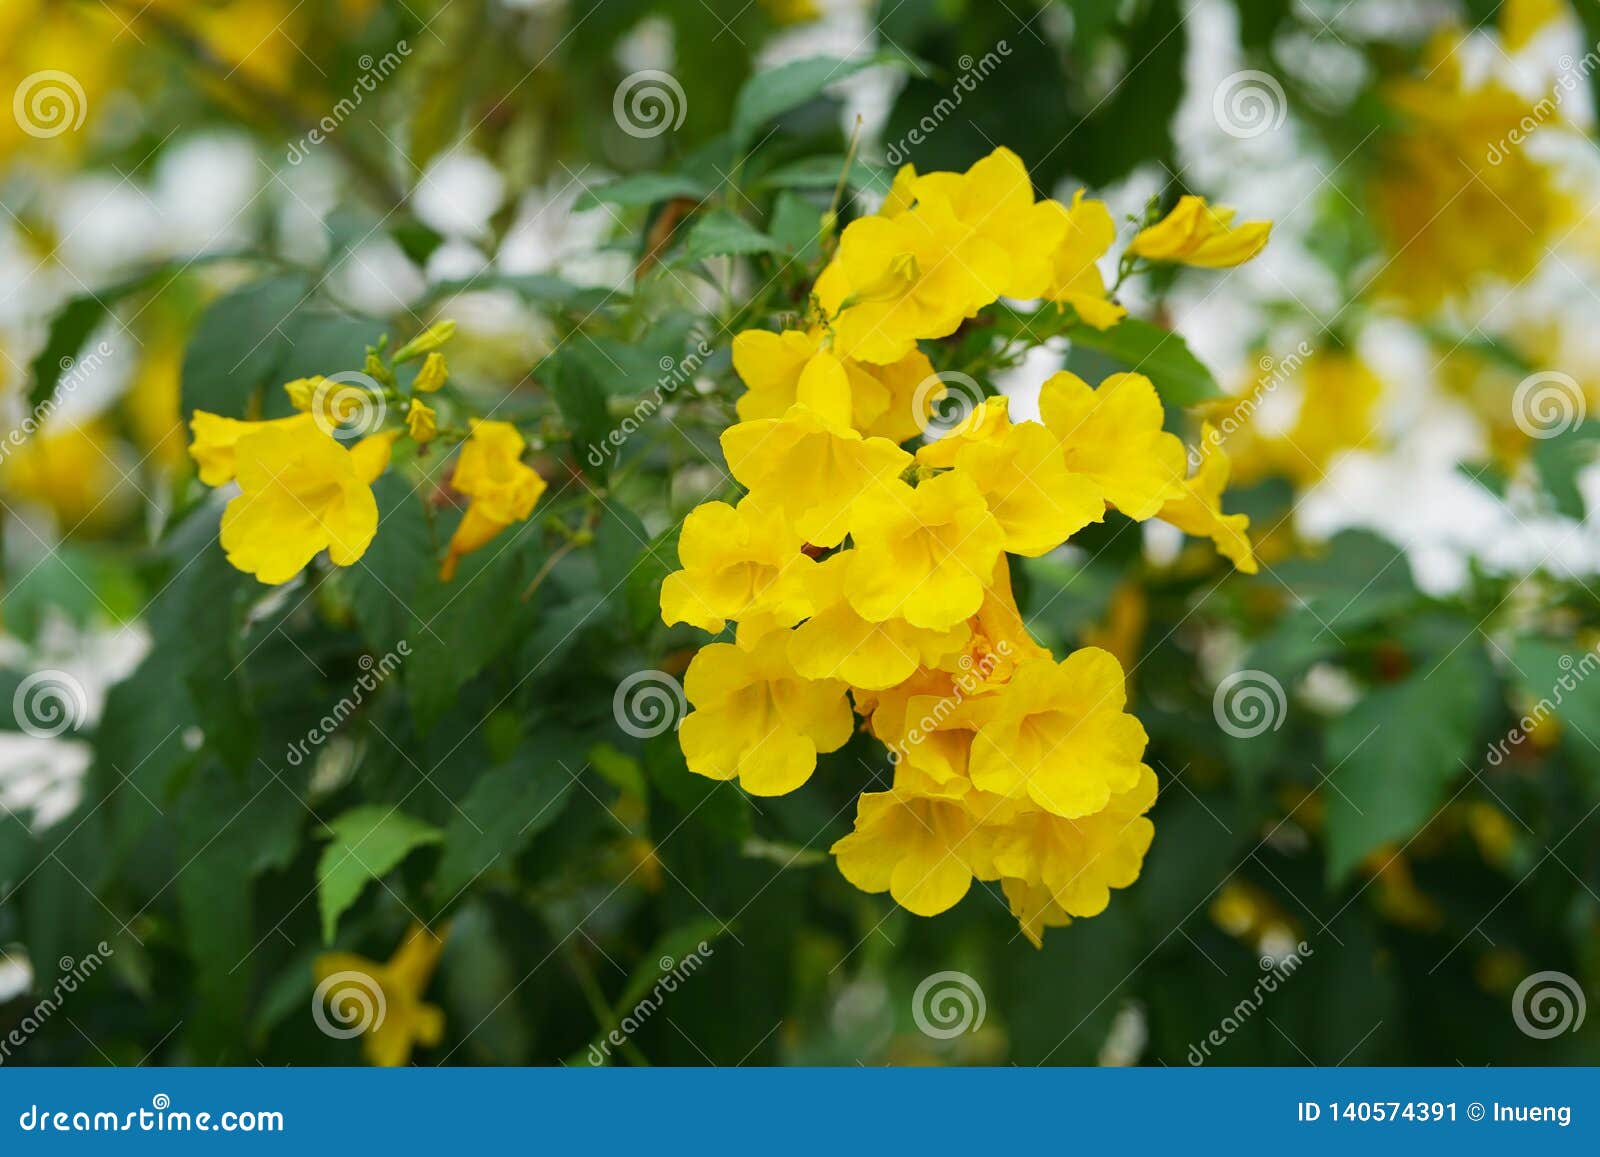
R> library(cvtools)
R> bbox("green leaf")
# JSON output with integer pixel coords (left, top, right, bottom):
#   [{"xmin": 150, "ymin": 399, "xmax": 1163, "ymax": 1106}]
[
  {"xmin": 181, "ymin": 274, "xmax": 311, "ymax": 418},
  {"xmin": 1063, "ymin": 317, "xmax": 1222, "ymax": 405},
  {"xmin": 433, "ymin": 739, "xmax": 580, "ymax": 898},
  {"xmin": 347, "ymin": 474, "xmax": 435, "ymax": 657},
  {"xmin": 317, "ymin": 805, "xmax": 443, "ymax": 942},
  {"xmin": 1323, "ymin": 642, "xmax": 1494, "ymax": 883},
  {"xmin": 1508, "ymin": 637, "xmax": 1600, "ymax": 777},
  {"xmin": 731, "ymin": 53, "xmax": 911, "ymax": 148},
  {"xmin": 756, "ymin": 154, "xmax": 889, "ymax": 193},
  {"xmin": 1531, "ymin": 423, "xmax": 1599, "ymax": 521},
  {"xmin": 424, "ymin": 273, "xmax": 618, "ymax": 313},
  {"xmin": 575, "ymin": 172, "xmax": 708, "ymax": 210},
  {"xmin": 681, "ymin": 210, "xmax": 785, "ymax": 263},
  {"xmin": 769, "ymin": 192, "xmax": 824, "ymax": 261},
  {"xmin": 28, "ymin": 296, "xmax": 113, "ymax": 413},
  {"xmin": 546, "ymin": 349, "xmax": 612, "ymax": 478}
]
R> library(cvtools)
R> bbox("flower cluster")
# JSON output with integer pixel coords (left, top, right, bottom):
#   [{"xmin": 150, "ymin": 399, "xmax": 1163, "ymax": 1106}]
[
  {"xmin": 186, "ymin": 323, "xmax": 547, "ymax": 586},
  {"xmin": 662, "ymin": 147, "xmax": 1266, "ymax": 943}
]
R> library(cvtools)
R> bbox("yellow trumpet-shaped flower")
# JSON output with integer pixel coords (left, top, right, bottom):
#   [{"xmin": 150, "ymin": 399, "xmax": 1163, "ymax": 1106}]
[
  {"xmin": 992, "ymin": 765, "xmax": 1159, "ymax": 947},
  {"xmin": 786, "ymin": 554, "xmax": 971, "ymax": 690},
  {"xmin": 1129, "ymin": 195, "xmax": 1270, "ymax": 268},
  {"xmin": 678, "ymin": 633, "xmax": 854, "ymax": 796},
  {"xmin": 442, "ymin": 420, "xmax": 546, "ymax": 581},
  {"xmin": 908, "ymin": 146, "xmax": 1070, "ymax": 300},
  {"xmin": 187, "ymin": 411, "xmax": 319, "ymax": 487},
  {"xmin": 966, "ymin": 648, "xmax": 1148, "ymax": 818},
  {"xmin": 1159, "ymin": 423, "xmax": 1257, "ymax": 573},
  {"xmin": 844, "ymin": 471, "xmax": 1007, "ymax": 631},
  {"xmin": 831, "ymin": 787, "xmax": 1005, "ymax": 917},
  {"xmin": 1038, "ymin": 370, "xmax": 1187, "ymax": 519},
  {"xmin": 720, "ymin": 404, "xmax": 912, "ymax": 548},
  {"xmin": 217, "ymin": 422, "xmax": 393, "ymax": 585},
  {"xmin": 313, "ymin": 923, "xmax": 448, "ymax": 1067},
  {"xmin": 948, "ymin": 417, "xmax": 1104, "ymax": 556},
  {"xmin": 659, "ymin": 493, "xmax": 815, "ymax": 640},
  {"xmin": 1042, "ymin": 190, "xmax": 1126, "ymax": 330}
]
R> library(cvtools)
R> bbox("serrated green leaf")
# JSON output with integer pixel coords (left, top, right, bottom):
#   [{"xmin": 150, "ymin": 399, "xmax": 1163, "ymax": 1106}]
[
  {"xmin": 433, "ymin": 740, "xmax": 580, "ymax": 898},
  {"xmin": 317, "ymin": 805, "xmax": 443, "ymax": 942},
  {"xmin": 681, "ymin": 210, "xmax": 785, "ymax": 263},
  {"xmin": 181, "ymin": 274, "xmax": 311, "ymax": 418}
]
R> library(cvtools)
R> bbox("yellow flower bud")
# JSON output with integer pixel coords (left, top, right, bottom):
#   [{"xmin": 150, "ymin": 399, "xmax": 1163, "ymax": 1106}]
[
  {"xmin": 407, "ymin": 398, "xmax": 438, "ymax": 443},
  {"xmin": 412, "ymin": 352, "xmax": 448, "ymax": 394},
  {"xmin": 393, "ymin": 320, "xmax": 457, "ymax": 363}
]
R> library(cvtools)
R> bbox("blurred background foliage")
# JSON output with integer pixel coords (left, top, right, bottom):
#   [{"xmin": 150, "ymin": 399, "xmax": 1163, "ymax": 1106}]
[{"xmin": 2, "ymin": 0, "xmax": 1600, "ymax": 1066}]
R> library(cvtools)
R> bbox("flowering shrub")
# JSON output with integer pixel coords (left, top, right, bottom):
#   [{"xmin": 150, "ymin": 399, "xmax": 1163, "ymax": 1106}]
[{"xmin": 3, "ymin": 0, "xmax": 1600, "ymax": 1069}]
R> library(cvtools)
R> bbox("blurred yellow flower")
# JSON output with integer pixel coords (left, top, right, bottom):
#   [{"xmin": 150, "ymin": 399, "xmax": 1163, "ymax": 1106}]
[
  {"xmin": 313, "ymin": 924, "xmax": 447, "ymax": 1067},
  {"xmin": 442, "ymin": 420, "xmax": 545, "ymax": 581}
]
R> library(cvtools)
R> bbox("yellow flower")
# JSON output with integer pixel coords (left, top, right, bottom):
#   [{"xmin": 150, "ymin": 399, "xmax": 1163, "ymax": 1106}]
[
  {"xmin": 786, "ymin": 554, "xmax": 970, "ymax": 690},
  {"xmin": 659, "ymin": 494, "xmax": 815, "ymax": 639},
  {"xmin": 1042, "ymin": 190, "xmax": 1126, "ymax": 329},
  {"xmin": 1038, "ymin": 370, "xmax": 1187, "ymax": 519},
  {"xmin": 219, "ymin": 423, "xmax": 391, "ymax": 585},
  {"xmin": 815, "ymin": 195, "xmax": 1010, "ymax": 365},
  {"xmin": 412, "ymin": 352, "xmax": 448, "ymax": 394},
  {"xmin": 1159, "ymin": 423, "xmax": 1257, "ymax": 572},
  {"xmin": 908, "ymin": 146, "xmax": 1069, "ymax": 300},
  {"xmin": 948, "ymin": 416, "xmax": 1103, "ymax": 556},
  {"xmin": 966, "ymin": 648, "xmax": 1147, "ymax": 818},
  {"xmin": 878, "ymin": 163, "xmax": 919, "ymax": 218},
  {"xmin": 914, "ymin": 395, "xmax": 1012, "ymax": 468},
  {"xmin": 187, "ymin": 411, "xmax": 319, "ymax": 487},
  {"xmin": 729, "ymin": 329, "xmax": 943, "ymax": 443},
  {"xmin": 1501, "ymin": 0, "xmax": 1566, "ymax": 53},
  {"xmin": 844, "ymin": 471, "xmax": 1007, "ymax": 631},
  {"xmin": 442, "ymin": 419, "xmax": 546, "ymax": 581},
  {"xmin": 393, "ymin": 319, "xmax": 457, "ymax": 363},
  {"xmin": 1280, "ymin": 351, "xmax": 1383, "ymax": 483},
  {"xmin": 678, "ymin": 633, "xmax": 854, "ymax": 796},
  {"xmin": 992, "ymin": 766, "xmax": 1158, "ymax": 946},
  {"xmin": 1129, "ymin": 195, "xmax": 1270, "ymax": 268},
  {"xmin": 720, "ymin": 404, "xmax": 911, "ymax": 548},
  {"xmin": 313, "ymin": 923, "xmax": 448, "ymax": 1067},
  {"xmin": 1, "ymin": 420, "xmax": 126, "ymax": 529},
  {"xmin": 831, "ymin": 788, "xmax": 1001, "ymax": 916},
  {"xmin": 283, "ymin": 376, "xmax": 322, "ymax": 412},
  {"xmin": 407, "ymin": 397, "xmax": 438, "ymax": 443}
]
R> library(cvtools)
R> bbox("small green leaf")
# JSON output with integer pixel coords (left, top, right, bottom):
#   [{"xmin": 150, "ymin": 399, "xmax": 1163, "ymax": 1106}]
[
  {"xmin": 731, "ymin": 53, "xmax": 912, "ymax": 148},
  {"xmin": 681, "ymin": 210, "xmax": 785, "ymax": 263},
  {"xmin": 1063, "ymin": 317, "xmax": 1222, "ymax": 405},
  {"xmin": 317, "ymin": 805, "xmax": 443, "ymax": 942},
  {"xmin": 433, "ymin": 741, "xmax": 579, "ymax": 898},
  {"xmin": 576, "ymin": 172, "xmax": 708, "ymax": 210},
  {"xmin": 181, "ymin": 274, "xmax": 311, "ymax": 418}
]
